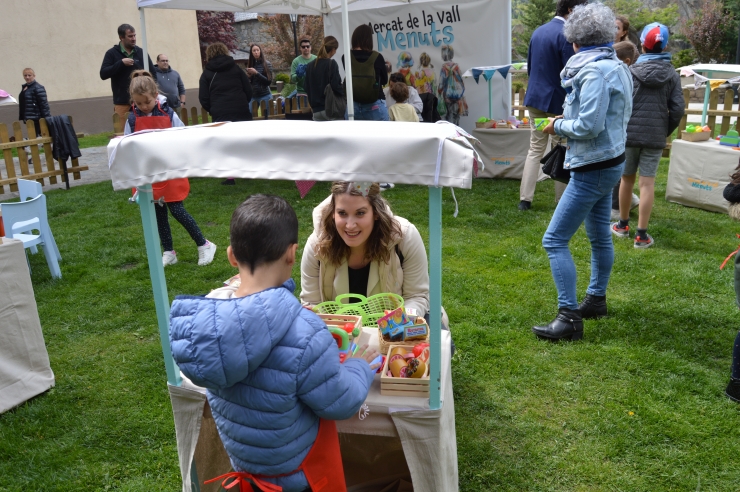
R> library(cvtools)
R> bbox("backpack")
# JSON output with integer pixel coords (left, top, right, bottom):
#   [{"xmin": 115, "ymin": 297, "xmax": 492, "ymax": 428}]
[
  {"xmin": 442, "ymin": 64, "xmax": 465, "ymax": 102},
  {"xmin": 350, "ymin": 51, "xmax": 380, "ymax": 104}
]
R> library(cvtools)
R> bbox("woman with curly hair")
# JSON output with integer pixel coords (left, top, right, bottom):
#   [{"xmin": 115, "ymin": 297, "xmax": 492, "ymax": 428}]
[
  {"xmin": 198, "ymin": 42, "xmax": 252, "ymax": 123},
  {"xmin": 533, "ymin": 2, "xmax": 632, "ymax": 341},
  {"xmin": 301, "ymin": 182, "xmax": 448, "ymax": 327}
]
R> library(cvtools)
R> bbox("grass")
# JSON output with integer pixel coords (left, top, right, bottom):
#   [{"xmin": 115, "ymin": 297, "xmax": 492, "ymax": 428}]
[
  {"xmin": 2, "ymin": 163, "xmax": 740, "ymax": 491},
  {"xmin": 9, "ymin": 131, "xmax": 114, "ymax": 158}
]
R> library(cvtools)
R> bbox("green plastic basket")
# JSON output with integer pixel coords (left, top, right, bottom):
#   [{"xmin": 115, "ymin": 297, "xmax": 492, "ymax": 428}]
[{"xmin": 313, "ymin": 293, "xmax": 404, "ymax": 327}]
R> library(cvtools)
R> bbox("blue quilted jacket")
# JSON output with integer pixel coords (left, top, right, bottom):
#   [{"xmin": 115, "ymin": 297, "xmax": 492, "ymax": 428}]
[{"xmin": 169, "ymin": 280, "xmax": 375, "ymax": 491}]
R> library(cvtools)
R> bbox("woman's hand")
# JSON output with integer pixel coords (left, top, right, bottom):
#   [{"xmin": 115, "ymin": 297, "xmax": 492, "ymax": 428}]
[
  {"xmin": 350, "ymin": 344, "xmax": 382, "ymax": 370},
  {"xmin": 246, "ymin": 67, "xmax": 257, "ymax": 76},
  {"xmin": 543, "ymin": 115, "xmax": 563, "ymax": 135}
]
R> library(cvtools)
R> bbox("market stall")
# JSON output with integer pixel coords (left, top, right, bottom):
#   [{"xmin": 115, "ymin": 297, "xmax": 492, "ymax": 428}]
[
  {"xmin": 666, "ymin": 138, "xmax": 739, "ymax": 213},
  {"xmin": 0, "ymin": 238, "xmax": 55, "ymax": 414},
  {"xmin": 107, "ymin": 119, "xmax": 479, "ymax": 491}
]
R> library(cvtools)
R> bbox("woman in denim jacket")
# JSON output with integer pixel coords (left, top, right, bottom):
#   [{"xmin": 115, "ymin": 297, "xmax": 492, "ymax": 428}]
[{"xmin": 533, "ymin": 2, "xmax": 633, "ymax": 341}]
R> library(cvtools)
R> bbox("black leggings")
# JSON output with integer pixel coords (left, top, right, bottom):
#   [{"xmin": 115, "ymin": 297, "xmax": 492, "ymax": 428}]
[{"xmin": 155, "ymin": 201, "xmax": 205, "ymax": 252}]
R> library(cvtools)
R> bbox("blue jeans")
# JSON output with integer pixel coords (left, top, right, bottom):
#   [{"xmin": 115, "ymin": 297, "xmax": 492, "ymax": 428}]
[
  {"xmin": 250, "ymin": 93, "xmax": 273, "ymax": 114},
  {"xmin": 345, "ymin": 99, "xmax": 389, "ymax": 121},
  {"xmin": 542, "ymin": 163, "xmax": 624, "ymax": 310}
]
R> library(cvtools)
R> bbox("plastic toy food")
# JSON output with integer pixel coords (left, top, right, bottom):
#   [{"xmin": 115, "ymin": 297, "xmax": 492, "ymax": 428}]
[
  {"xmin": 388, "ymin": 347, "xmax": 408, "ymax": 377},
  {"xmin": 403, "ymin": 358, "xmax": 426, "ymax": 378}
]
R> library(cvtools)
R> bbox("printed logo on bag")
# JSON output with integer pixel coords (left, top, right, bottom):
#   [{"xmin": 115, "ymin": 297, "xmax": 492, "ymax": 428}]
[
  {"xmin": 688, "ymin": 178, "xmax": 719, "ymax": 191},
  {"xmin": 490, "ymin": 157, "xmax": 514, "ymax": 166}
]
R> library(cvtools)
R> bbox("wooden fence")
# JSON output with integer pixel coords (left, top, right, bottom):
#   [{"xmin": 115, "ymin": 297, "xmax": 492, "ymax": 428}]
[
  {"xmin": 512, "ymin": 87, "xmax": 740, "ymax": 157},
  {"xmin": 112, "ymin": 96, "xmax": 311, "ymax": 134},
  {"xmin": 0, "ymin": 117, "xmax": 89, "ymax": 194}
]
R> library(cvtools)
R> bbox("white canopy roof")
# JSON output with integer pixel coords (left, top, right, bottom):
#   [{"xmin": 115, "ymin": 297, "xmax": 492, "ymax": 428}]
[
  {"xmin": 107, "ymin": 120, "xmax": 480, "ymax": 189},
  {"xmin": 138, "ymin": 0, "xmax": 446, "ymax": 15}
]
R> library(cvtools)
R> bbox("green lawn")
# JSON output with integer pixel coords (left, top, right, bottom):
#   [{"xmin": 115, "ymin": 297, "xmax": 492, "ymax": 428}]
[{"xmin": 2, "ymin": 162, "xmax": 740, "ymax": 491}]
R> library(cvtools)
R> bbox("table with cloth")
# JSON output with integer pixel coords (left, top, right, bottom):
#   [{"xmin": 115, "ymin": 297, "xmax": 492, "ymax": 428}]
[
  {"xmin": 472, "ymin": 127, "xmax": 548, "ymax": 180},
  {"xmin": 168, "ymin": 329, "xmax": 456, "ymax": 492},
  {"xmin": 666, "ymin": 139, "xmax": 740, "ymax": 213},
  {"xmin": 0, "ymin": 238, "xmax": 55, "ymax": 414}
]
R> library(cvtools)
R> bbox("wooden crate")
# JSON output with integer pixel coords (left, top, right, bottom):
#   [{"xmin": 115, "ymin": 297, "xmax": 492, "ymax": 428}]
[
  {"xmin": 377, "ymin": 317, "xmax": 429, "ymax": 354},
  {"xmin": 380, "ymin": 344, "xmax": 430, "ymax": 398},
  {"xmin": 681, "ymin": 131, "xmax": 712, "ymax": 142}
]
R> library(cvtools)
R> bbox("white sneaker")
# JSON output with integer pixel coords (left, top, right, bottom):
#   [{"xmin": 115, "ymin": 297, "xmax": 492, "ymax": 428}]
[
  {"xmin": 163, "ymin": 250, "xmax": 178, "ymax": 266},
  {"xmin": 197, "ymin": 240, "xmax": 217, "ymax": 266},
  {"xmin": 379, "ymin": 183, "xmax": 395, "ymax": 190},
  {"xmin": 610, "ymin": 209, "xmax": 620, "ymax": 222},
  {"xmin": 630, "ymin": 193, "xmax": 640, "ymax": 210}
]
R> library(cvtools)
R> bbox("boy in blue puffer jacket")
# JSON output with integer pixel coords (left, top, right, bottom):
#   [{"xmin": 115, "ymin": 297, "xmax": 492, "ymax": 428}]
[{"xmin": 169, "ymin": 194, "xmax": 380, "ymax": 492}]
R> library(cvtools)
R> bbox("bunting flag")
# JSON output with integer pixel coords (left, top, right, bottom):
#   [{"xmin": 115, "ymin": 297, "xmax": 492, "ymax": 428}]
[
  {"xmin": 467, "ymin": 65, "xmax": 512, "ymax": 84},
  {"xmin": 295, "ymin": 180, "xmax": 317, "ymax": 199}
]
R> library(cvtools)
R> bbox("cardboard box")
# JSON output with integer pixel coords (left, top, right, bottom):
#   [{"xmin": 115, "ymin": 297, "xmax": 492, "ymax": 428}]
[{"xmin": 681, "ymin": 131, "xmax": 711, "ymax": 142}]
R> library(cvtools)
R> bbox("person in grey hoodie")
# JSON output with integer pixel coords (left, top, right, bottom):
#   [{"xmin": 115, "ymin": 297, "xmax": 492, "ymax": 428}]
[
  {"xmin": 153, "ymin": 54, "xmax": 186, "ymax": 109},
  {"xmin": 611, "ymin": 23, "xmax": 684, "ymax": 249}
]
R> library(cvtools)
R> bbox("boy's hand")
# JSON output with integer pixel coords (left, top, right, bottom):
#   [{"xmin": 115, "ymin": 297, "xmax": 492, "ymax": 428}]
[
  {"xmin": 350, "ymin": 344, "xmax": 381, "ymax": 370},
  {"xmin": 543, "ymin": 115, "xmax": 563, "ymax": 135}
]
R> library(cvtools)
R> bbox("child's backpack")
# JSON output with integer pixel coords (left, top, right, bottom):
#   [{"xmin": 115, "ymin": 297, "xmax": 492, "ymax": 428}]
[
  {"xmin": 350, "ymin": 51, "xmax": 380, "ymax": 104},
  {"xmin": 442, "ymin": 64, "xmax": 465, "ymax": 102}
]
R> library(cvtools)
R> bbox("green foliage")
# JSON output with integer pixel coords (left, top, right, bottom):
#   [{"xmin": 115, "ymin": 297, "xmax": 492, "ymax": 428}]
[
  {"xmin": 275, "ymin": 72, "xmax": 291, "ymax": 84},
  {"xmin": 672, "ymin": 49, "xmax": 697, "ymax": 69},
  {"xmin": 605, "ymin": 0, "xmax": 679, "ymax": 38},
  {"xmin": 682, "ymin": 0, "xmax": 736, "ymax": 63},
  {"xmin": 281, "ymin": 83, "xmax": 297, "ymax": 98},
  {"xmin": 513, "ymin": 0, "xmax": 556, "ymax": 60}
]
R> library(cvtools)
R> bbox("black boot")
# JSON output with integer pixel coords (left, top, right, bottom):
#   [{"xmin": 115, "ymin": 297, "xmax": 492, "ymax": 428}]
[
  {"xmin": 578, "ymin": 294, "xmax": 607, "ymax": 319},
  {"xmin": 532, "ymin": 308, "xmax": 584, "ymax": 341},
  {"xmin": 726, "ymin": 378, "xmax": 740, "ymax": 403}
]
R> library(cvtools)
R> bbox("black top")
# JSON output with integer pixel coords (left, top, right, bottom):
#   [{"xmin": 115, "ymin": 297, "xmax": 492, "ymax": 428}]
[
  {"xmin": 18, "ymin": 81, "xmax": 51, "ymax": 122},
  {"xmin": 198, "ymin": 55, "xmax": 253, "ymax": 122},
  {"xmin": 724, "ymin": 182, "xmax": 740, "ymax": 204},
  {"xmin": 572, "ymin": 152, "xmax": 626, "ymax": 173},
  {"xmin": 249, "ymin": 60, "xmax": 273, "ymax": 99},
  {"xmin": 347, "ymin": 263, "xmax": 370, "ymax": 302},
  {"xmin": 304, "ymin": 58, "xmax": 345, "ymax": 113},
  {"xmin": 341, "ymin": 50, "xmax": 388, "ymax": 101},
  {"xmin": 99, "ymin": 44, "xmax": 155, "ymax": 105}
]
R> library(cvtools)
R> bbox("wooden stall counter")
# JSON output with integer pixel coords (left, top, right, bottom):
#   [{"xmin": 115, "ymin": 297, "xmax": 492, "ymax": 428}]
[{"xmin": 666, "ymin": 138, "xmax": 740, "ymax": 213}]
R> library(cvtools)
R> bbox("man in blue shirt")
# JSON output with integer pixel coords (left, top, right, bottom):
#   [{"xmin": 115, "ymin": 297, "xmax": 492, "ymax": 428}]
[{"xmin": 518, "ymin": 0, "xmax": 587, "ymax": 211}]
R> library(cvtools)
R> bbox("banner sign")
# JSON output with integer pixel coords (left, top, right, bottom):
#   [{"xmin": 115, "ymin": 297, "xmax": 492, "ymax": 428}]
[{"xmin": 326, "ymin": 0, "xmax": 511, "ymax": 131}]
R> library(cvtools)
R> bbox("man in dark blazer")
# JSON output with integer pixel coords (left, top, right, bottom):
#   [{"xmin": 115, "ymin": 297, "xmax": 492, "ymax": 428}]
[
  {"xmin": 100, "ymin": 24, "xmax": 155, "ymax": 122},
  {"xmin": 518, "ymin": 0, "xmax": 587, "ymax": 211}
]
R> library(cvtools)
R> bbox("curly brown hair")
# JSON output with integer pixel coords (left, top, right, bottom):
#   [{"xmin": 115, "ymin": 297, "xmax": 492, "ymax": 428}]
[
  {"xmin": 315, "ymin": 182, "xmax": 402, "ymax": 266},
  {"xmin": 206, "ymin": 42, "xmax": 230, "ymax": 60}
]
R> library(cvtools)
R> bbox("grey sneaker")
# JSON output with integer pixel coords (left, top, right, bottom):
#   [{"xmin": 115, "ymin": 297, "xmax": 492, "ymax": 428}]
[
  {"xmin": 634, "ymin": 234, "xmax": 654, "ymax": 249},
  {"xmin": 611, "ymin": 222, "xmax": 630, "ymax": 238},
  {"xmin": 610, "ymin": 209, "xmax": 620, "ymax": 221},
  {"xmin": 162, "ymin": 250, "xmax": 178, "ymax": 266},
  {"xmin": 197, "ymin": 240, "xmax": 217, "ymax": 266},
  {"xmin": 631, "ymin": 193, "xmax": 640, "ymax": 210}
]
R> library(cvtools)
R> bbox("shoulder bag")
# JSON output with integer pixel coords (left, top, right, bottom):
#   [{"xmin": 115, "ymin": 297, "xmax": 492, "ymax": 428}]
[
  {"xmin": 540, "ymin": 143, "xmax": 570, "ymax": 184},
  {"xmin": 323, "ymin": 60, "xmax": 346, "ymax": 120}
]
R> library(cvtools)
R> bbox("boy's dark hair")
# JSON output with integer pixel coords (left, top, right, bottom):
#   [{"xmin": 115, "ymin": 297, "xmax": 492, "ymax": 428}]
[
  {"xmin": 556, "ymin": 0, "xmax": 588, "ymax": 18},
  {"xmin": 389, "ymin": 72, "xmax": 406, "ymax": 84},
  {"xmin": 390, "ymin": 82, "xmax": 409, "ymax": 103},
  {"xmin": 230, "ymin": 195, "xmax": 298, "ymax": 274},
  {"xmin": 118, "ymin": 24, "xmax": 135, "ymax": 38},
  {"xmin": 643, "ymin": 44, "xmax": 663, "ymax": 54},
  {"xmin": 351, "ymin": 24, "xmax": 374, "ymax": 51}
]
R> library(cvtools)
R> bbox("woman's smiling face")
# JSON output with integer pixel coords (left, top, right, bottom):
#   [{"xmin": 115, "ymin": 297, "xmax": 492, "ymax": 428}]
[{"xmin": 334, "ymin": 194, "xmax": 375, "ymax": 250}]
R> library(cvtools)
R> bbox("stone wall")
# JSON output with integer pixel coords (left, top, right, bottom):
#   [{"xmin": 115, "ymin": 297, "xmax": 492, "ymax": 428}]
[{"xmin": 234, "ymin": 19, "xmax": 290, "ymax": 72}]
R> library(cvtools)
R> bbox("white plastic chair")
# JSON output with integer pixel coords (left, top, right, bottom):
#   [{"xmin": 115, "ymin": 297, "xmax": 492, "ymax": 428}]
[
  {"xmin": 14, "ymin": 179, "xmax": 61, "ymax": 260},
  {"xmin": 1, "ymin": 194, "xmax": 61, "ymax": 278}
]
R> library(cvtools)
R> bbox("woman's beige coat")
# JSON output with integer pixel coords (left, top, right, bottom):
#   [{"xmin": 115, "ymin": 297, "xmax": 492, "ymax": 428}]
[{"xmin": 300, "ymin": 196, "xmax": 430, "ymax": 316}]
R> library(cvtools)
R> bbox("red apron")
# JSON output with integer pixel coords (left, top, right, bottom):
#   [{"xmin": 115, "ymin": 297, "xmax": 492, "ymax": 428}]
[
  {"xmin": 130, "ymin": 103, "xmax": 190, "ymax": 202},
  {"xmin": 204, "ymin": 419, "xmax": 347, "ymax": 492}
]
